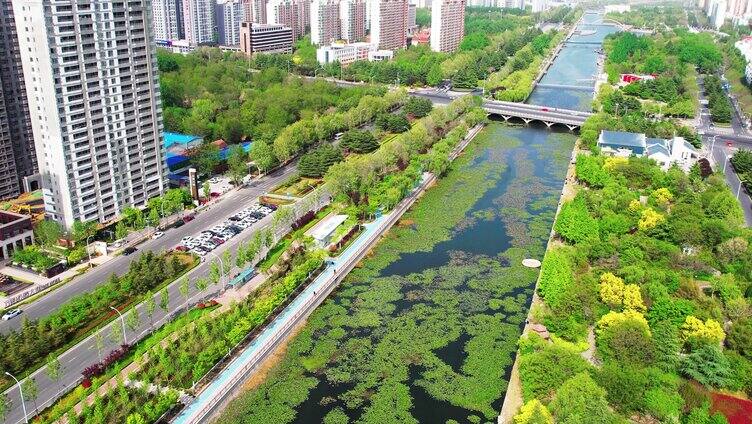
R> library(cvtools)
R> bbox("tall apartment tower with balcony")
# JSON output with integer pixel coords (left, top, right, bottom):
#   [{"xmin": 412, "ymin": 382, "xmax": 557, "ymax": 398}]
[
  {"xmin": 12, "ymin": 0, "xmax": 167, "ymax": 228},
  {"xmin": 370, "ymin": 0, "xmax": 408, "ymax": 50},
  {"xmin": 216, "ymin": 0, "xmax": 244, "ymax": 45},
  {"xmin": 267, "ymin": 0, "xmax": 305, "ymax": 41},
  {"xmin": 430, "ymin": 0, "xmax": 465, "ymax": 53},
  {"xmin": 0, "ymin": 0, "xmax": 38, "ymax": 200},
  {"xmin": 311, "ymin": 0, "xmax": 341, "ymax": 45},
  {"xmin": 340, "ymin": 0, "xmax": 366, "ymax": 42},
  {"xmin": 152, "ymin": 0, "xmax": 181, "ymax": 40},
  {"xmin": 183, "ymin": 0, "xmax": 215, "ymax": 45},
  {"xmin": 243, "ymin": 0, "xmax": 268, "ymax": 23}
]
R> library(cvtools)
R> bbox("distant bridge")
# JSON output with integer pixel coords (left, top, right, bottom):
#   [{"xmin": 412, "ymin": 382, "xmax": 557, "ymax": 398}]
[
  {"xmin": 482, "ymin": 100, "xmax": 592, "ymax": 130},
  {"xmin": 535, "ymin": 83, "xmax": 595, "ymax": 92},
  {"xmin": 563, "ymin": 40, "xmax": 604, "ymax": 45}
]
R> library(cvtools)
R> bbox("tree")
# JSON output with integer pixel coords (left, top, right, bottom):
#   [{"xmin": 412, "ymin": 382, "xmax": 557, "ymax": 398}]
[
  {"xmin": 513, "ymin": 399, "xmax": 553, "ymax": 424},
  {"xmin": 179, "ymin": 277, "xmax": 189, "ymax": 301},
  {"xmin": 148, "ymin": 207, "xmax": 160, "ymax": 228},
  {"xmin": 550, "ymin": 372, "xmax": 618, "ymax": 424},
  {"xmin": 111, "ymin": 321, "xmax": 125, "ymax": 345},
  {"xmin": 195, "ymin": 277, "xmax": 209, "ymax": 293},
  {"xmin": 159, "ymin": 287, "xmax": 170, "ymax": 313},
  {"xmin": 126, "ymin": 308, "xmax": 141, "ymax": 332},
  {"xmin": 94, "ymin": 332, "xmax": 105, "ymax": 362},
  {"xmin": 298, "ymin": 145, "xmax": 343, "ymax": 177},
  {"xmin": 114, "ymin": 222, "xmax": 128, "ymax": 240},
  {"xmin": 34, "ymin": 220, "xmax": 63, "ymax": 247},
  {"xmin": 146, "ymin": 291, "xmax": 157, "ymax": 328},
  {"xmin": 209, "ymin": 260, "xmax": 221, "ymax": 285},
  {"xmin": 403, "ymin": 97, "xmax": 434, "ymax": 118},
  {"xmin": 340, "ymin": 130, "xmax": 380, "ymax": 153},
  {"xmin": 227, "ymin": 144, "xmax": 248, "ymax": 185},
  {"xmin": 192, "ymin": 143, "xmax": 221, "ymax": 176},
  {"xmin": 71, "ymin": 220, "xmax": 97, "ymax": 245},
  {"xmin": 0, "ymin": 393, "xmax": 10, "ymax": 423},
  {"xmin": 46, "ymin": 354, "xmax": 63, "ymax": 395},
  {"xmin": 21, "ymin": 378, "xmax": 38, "ymax": 415},
  {"xmin": 249, "ymin": 139, "xmax": 278, "ymax": 173},
  {"xmin": 376, "ymin": 113, "xmax": 410, "ymax": 133},
  {"xmin": 727, "ymin": 318, "xmax": 752, "ymax": 359},
  {"xmin": 202, "ymin": 180, "xmax": 211, "ymax": 200},
  {"xmin": 554, "ymin": 196, "xmax": 599, "ymax": 244},
  {"xmin": 126, "ymin": 413, "xmax": 147, "ymax": 424},
  {"xmin": 681, "ymin": 344, "xmax": 732, "ymax": 388},
  {"xmin": 596, "ymin": 310, "xmax": 653, "ymax": 364}
]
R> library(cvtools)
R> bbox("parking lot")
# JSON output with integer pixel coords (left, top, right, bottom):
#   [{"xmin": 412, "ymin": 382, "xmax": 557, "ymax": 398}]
[{"xmin": 177, "ymin": 203, "xmax": 275, "ymax": 256}]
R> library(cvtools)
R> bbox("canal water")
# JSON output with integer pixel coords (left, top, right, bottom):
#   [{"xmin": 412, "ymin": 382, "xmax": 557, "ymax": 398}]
[
  {"xmin": 225, "ymin": 12, "xmax": 611, "ymax": 424},
  {"xmin": 526, "ymin": 11, "xmax": 618, "ymax": 111},
  {"xmin": 285, "ymin": 122, "xmax": 576, "ymax": 424}
]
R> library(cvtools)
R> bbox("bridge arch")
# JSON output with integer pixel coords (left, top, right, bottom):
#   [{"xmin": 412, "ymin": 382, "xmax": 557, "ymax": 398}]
[{"xmin": 487, "ymin": 111, "xmax": 580, "ymax": 131}]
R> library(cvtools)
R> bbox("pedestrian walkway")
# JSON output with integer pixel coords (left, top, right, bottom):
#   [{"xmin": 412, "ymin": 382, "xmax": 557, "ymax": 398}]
[{"xmin": 174, "ymin": 211, "xmax": 391, "ymax": 423}]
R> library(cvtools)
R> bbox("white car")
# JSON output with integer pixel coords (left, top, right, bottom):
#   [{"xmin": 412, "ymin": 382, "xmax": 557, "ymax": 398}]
[
  {"xmin": 181, "ymin": 236, "xmax": 193, "ymax": 244},
  {"xmin": 152, "ymin": 231, "xmax": 165, "ymax": 240},
  {"xmin": 2, "ymin": 309, "xmax": 22, "ymax": 321}
]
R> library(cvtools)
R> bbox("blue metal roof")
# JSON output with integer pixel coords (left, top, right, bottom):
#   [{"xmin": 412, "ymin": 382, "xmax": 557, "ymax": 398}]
[
  {"xmin": 600, "ymin": 130, "xmax": 646, "ymax": 148},
  {"xmin": 164, "ymin": 132, "xmax": 202, "ymax": 148}
]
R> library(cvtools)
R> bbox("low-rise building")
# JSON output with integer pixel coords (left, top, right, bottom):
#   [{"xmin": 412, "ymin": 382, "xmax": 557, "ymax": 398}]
[
  {"xmin": 240, "ymin": 22, "xmax": 294, "ymax": 56},
  {"xmin": 316, "ymin": 42, "xmax": 375, "ymax": 65},
  {"xmin": 368, "ymin": 49, "xmax": 394, "ymax": 61},
  {"xmin": 0, "ymin": 210, "xmax": 33, "ymax": 260},
  {"xmin": 306, "ymin": 214, "xmax": 348, "ymax": 248},
  {"xmin": 735, "ymin": 36, "xmax": 752, "ymax": 84},
  {"xmin": 597, "ymin": 130, "xmax": 699, "ymax": 171}
]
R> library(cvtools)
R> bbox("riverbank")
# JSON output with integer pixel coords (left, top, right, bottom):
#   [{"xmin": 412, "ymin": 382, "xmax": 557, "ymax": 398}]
[{"xmin": 497, "ymin": 139, "xmax": 581, "ymax": 424}]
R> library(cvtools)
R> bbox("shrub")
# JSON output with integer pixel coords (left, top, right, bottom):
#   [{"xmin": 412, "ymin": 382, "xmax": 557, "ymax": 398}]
[
  {"xmin": 513, "ymin": 399, "xmax": 553, "ymax": 424},
  {"xmin": 518, "ymin": 342, "xmax": 590, "ymax": 400},
  {"xmin": 681, "ymin": 316, "xmax": 725, "ymax": 346},
  {"xmin": 596, "ymin": 310, "xmax": 653, "ymax": 364},
  {"xmin": 575, "ymin": 155, "xmax": 611, "ymax": 188},
  {"xmin": 554, "ymin": 195, "xmax": 599, "ymax": 244},
  {"xmin": 727, "ymin": 318, "xmax": 752, "ymax": 359},
  {"xmin": 550, "ymin": 372, "xmax": 619, "ymax": 424},
  {"xmin": 536, "ymin": 247, "xmax": 574, "ymax": 310},
  {"xmin": 681, "ymin": 344, "xmax": 732, "ymax": 388},
  {"xmin": 644, "ymin": 387, "xmax": 684, "ymax": 421}
]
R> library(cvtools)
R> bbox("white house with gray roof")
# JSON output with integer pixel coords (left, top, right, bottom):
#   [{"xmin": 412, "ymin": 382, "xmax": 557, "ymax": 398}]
[{"xmin": 597, "ymin": 130, "xmax": 699, "ymax": 171}]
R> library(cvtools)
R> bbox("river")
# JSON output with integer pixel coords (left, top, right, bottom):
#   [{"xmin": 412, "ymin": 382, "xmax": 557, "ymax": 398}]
[
  {"xmin": 218, "ymin": 12, "xmax": 613, "ymax": 424},
  {"xmin": 526, "ymin": 12, "xmax": 618, "ymax": 111}
]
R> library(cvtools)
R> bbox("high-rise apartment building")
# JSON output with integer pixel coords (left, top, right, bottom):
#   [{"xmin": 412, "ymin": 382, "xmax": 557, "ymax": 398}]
[
  {"xmin": 311, "ymin": 0, "xmax": 341, "ymax": 45},
  {"xmin": 407, "ymin": 3, "xmax": 416, "ymax": 32},
  {"xmin": 216, "ymin": 0, "xmax": 244, "ymax": 45},
  {"xmin": 152, "ymin": 0, "xmax": 181, "ymax": 41},
  {"xmin": 340, "ymin": 0, "xmax": 366, "ymax": 42},
  {"xmin": 243, "ymin": 0, "xmax": 268, "ymax": 23},
  {"xmin": 13, "ymin": 0, "xmax": 167, "ymax": 228},
  {"xmin": 267, "ymin": 0, "xmax": 304, "ymax": 41},
  {"xmin": 370, "ymin": 0, "xmax": 408, "ymax": 50},
  {"xmin": 240, "ymin": 22, "xmax": 293, "ymax": 55},
  {"xmin": 183, "ymin": 0, "xmax": 215, "ymax": 45},
  {"xmin": 430, "ymin": 0, "xmax": 465, "ymax": 53},
  {"xmin": 0, "ymin": 0, "xmax": 38, "ymax": 199}
]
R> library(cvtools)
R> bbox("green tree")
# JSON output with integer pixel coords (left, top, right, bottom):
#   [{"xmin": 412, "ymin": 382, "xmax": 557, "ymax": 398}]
[
  {"xmin": 403, "ymin": 97, "xmax": 434, "ymax": 118},
  {"xmin": 550, "ymin": 372, "xmax": 618, "ymax": 424},
  {"xmin": 114, "ymin": 222, "xmax": 128, "ymax": 240},
  {"xmin": 192, "ymin": 143, "xmax": 221, "ymax": 176},
  {"xmin": 179, "ymin": 277, "xmax": 190, "ymax": 301},
  {"xmin": 681, "ymin": 344, "xmax": 732, "ymax": 388},
  {"xmin": 94, "ymin": 332, "xmax": 105, "ymax": 362},
  {"xmin": 110, "ymin": 321, "xmax": 125, "ymax": 345},
  {"xmin": 21, "ymin": 378, "xmax": 38, "ymax": 415},
  {"xmin": 146, "ymin": 291, "xmax": 157, "ymax": 328},
  {"xmin": 728, "ymin": 318, "xmax": 752, "ymax": 359},
  {"xmin": 202, "ymin": 180, "xmax": 211, "ymax": 200},
  {"xmin": 46, "ymin": 354, "xmax": 63, "ymax": 395},
  {"xmin": 126, "ymin": 308, "xmax": 141, "ymax": 332},
  {"xmin": 126, "ymin": 413, "xmax": 147, "ymax": 424},
  {"xmin": 513, "ymin": 399, "xmax": 553, "ymax": 424},
  {"xmin": 249, "ymin": 139, "xmax": 278, "ymax": 173},
  {"xmin": 298, "ymin": 145, "xmax": 343, "ymax": 177},
  {"xmin": 340, "ymin": 130, "xmax": 380, "ymax": 153},
  {"xmin": 0, "ymin": 393, "xmax": 10, "ymax": 423},
  {"xmin": 159, "ymin": 287, "xmax": 170, "ymax": 313},
  {"xmin": 426, "ymin": 63, "xmax": 444, "ymax": 87},
  {"xmin": 227, "ymin": 144, "xmax": 248, "ymax": 185},
  {"xmin": 34, "ymin": 220, "xmax": 63, "ymax": 247},
  {"xmin": 71, "ymin": 220, "xmax": 97, "ymax": 245}
]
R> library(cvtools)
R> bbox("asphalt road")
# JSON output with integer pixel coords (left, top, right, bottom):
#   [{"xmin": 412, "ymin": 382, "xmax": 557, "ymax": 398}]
[
  {"xmin": 1, "ymin": 179, "xmax": 327, "ymax": 424},
  {"xmin": 0, "ymin": 164, "xmax": 296, "ymax": 334}
]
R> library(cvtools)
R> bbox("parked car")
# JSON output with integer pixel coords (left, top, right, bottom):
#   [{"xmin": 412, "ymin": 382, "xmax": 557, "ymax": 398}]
[
  {"xmin": 152, "ymin": 231, "xmax": 165, "ymax": 240},
  {"xmin": 175, "ymin": 245, "xmax": 188, "ymax": 252},
  {"xmin": 123, "ymin": 247, "xmax": 137, "ymax": 255},
  {"xmin": 1, "ymin": 309, "xmax": 22, "ymax": 321},
  {"xmin": 183, "ymin": 215, "xmax": 195, "ymax": 223}
]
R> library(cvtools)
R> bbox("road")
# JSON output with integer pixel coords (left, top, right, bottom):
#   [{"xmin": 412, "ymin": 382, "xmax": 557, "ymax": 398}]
[
  {"xmin": 0, "ymin": 164, "xmax": 296, "ymax": 334},
  {"xmin": 696, "ymin": 75, "xmax": 752, "ymax": 226},
  {"xmin": 1, "ymin": 182, "xmax": 328, "ymax": 424}
]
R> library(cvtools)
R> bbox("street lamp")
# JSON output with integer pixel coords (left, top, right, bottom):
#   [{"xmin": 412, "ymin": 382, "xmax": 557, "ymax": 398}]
[
  {"xmin": 85, "ymin": 235, "xmax": 95, "ymax": 269},
  {"xmin": 737, "ymin": 179, "xmax": 743, "ymax": 200},
  {"xmin": 5, "ymin": 371, "xmax": 28, "ymax": 423},
  {"xmin": 109, "ymin": 306, "xmax": 128, "ymax": 345}
]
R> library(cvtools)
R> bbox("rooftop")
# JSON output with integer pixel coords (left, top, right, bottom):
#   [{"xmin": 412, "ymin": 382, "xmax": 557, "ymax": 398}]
[
  {"xmin": 599, "ymin": 130, "xmax": 646, "ymax": 148},
  {"xmin": 164, "ymin": 132, "xmax": 202, "ymax": 148},
  {"xmin": 307, "ymin": 214, "xmax": 348, "ymax": 241}
]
